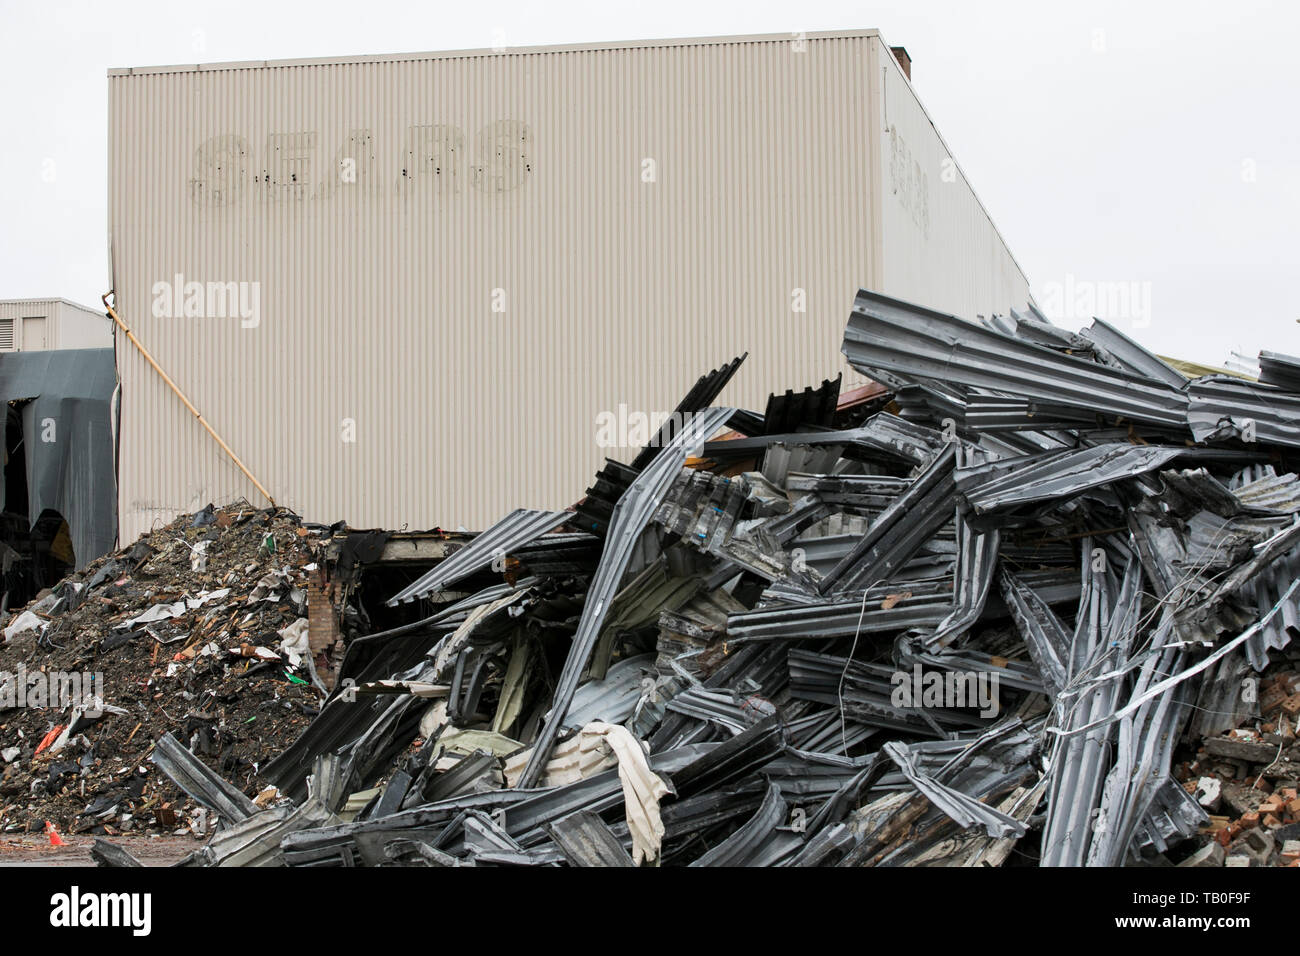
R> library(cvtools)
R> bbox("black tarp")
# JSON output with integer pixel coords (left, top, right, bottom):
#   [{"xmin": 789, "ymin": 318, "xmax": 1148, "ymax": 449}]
[{"xmin": 0, "ymin": 348, "xmax": 117, "ymax": 569}]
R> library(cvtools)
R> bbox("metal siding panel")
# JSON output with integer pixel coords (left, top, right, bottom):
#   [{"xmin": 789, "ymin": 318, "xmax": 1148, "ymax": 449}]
[
  {"xmin": 50, "ymin": 301, "xmax": 112, "ymax": 350},
  {"xmin": 108, "ymin": 34, "xmax": 1021, "ymax": 542},
  {"xmin": 0, "ymin": 299, "xmax": 111, "ymax": 351},
  {"xmin": 873, "ymin": 37, "xmax": 1031, "ymax": 320}
]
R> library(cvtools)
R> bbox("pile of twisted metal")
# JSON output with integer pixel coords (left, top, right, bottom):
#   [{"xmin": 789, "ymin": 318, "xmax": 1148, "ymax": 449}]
[{"xmin": 124, "ymin": 289, "xmax": 1300, "ymax": 867}]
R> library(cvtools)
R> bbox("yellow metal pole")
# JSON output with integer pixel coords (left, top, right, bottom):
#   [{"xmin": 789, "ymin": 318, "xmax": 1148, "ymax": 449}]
[{"xmin": 102, "ymin": 291, "xmax": 276, "ymax": 508}]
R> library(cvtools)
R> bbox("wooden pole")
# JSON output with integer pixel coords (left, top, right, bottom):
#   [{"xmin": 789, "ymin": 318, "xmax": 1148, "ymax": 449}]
[{"xmin": 102, "ymin": 292, "xmax": 276, "ymax": 508}]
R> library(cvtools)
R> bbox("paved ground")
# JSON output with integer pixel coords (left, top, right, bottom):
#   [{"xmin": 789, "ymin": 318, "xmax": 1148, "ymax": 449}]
[{"xmin": 0, "ymin": 833, "xmax": 199, "ymax": 866}]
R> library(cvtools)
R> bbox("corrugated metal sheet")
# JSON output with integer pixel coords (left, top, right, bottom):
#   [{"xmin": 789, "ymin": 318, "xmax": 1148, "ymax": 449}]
[
  {"xmin": 108, "ymin": 31, "xmax": 1030, "ymax": 541},
  {"xmin": 387, "ymin": 507, "xmax": 570, "ymax": 605}
]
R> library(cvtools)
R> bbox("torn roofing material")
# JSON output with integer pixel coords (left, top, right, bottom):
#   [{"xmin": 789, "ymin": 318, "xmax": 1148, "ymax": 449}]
[
  {"xmin": 842, "ymin": 289, "xmax": 1190, "ymax": 429},
  {"xmin": 1258, "ymin": 350, "xmax": 1300, "ymax": 393},
  {"xmin": 575, "ymin": 355, "xmax": 747, "ymax": 537},
  {"xmin": 1186, "ymin": 376, "xmax": 1300, "ymax": 449},
  {"xmin": 516, "ymin": 405, "xmax": 736, "ymax": 788},
  {"xmin": 630, "ymin": 354, "xmax": 746, "ymax": 471},
  {"xmin": 387, "ymin": 508, "xmax": 571, "ymax": 605},
  {"xmin": 955, "ymin": 443, "xmax": 1185, "ymax": 521},
  {"xmin": 151, "ymin": 731, "xmax": 258, "ymax": 823},
  {"xmin": 1079, "ymin": 317, "xmax": 1190, "ymax": 389}
]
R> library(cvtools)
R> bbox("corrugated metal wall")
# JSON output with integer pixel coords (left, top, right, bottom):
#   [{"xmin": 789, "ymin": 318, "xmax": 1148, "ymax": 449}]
[
  {"xmin": 0, "ymin": 300, "xmax": 113, "ymax": 350},
  {"xmin": 108, "ymin": 31, "xmax": 1028, "ymax": 541},
  {"xmin": 54, "ymin": 301, "xmax": 115, "ymax": 350},
  {"xmin": 873, "ymin": 39, "xmax": 1031, "ymax": 319}
]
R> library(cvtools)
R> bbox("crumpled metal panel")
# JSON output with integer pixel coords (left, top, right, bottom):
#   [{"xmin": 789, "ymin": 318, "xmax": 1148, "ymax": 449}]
[
  {"xmin": 818, "ymin": 442, "xmax": 959, "ymax": 593},
  {"xmin": 955, "ymin": 443, "xmax": 1183, "ymax": 520},
  {"xmin": 1081, "ymin": 317, "xmax": 1190, "ymax": 389},
  {"xmin": 1231, "ymin": 465, "xmax": 1300, "ymax": 513},
  {"xmin": 388, "ymin": 508, "xmax": 572, "ymax": 605},
  {"xmin": 151, "ymin": 732, "xmax": 258, "ymax": 823},
  {"xmin": 559, "ymin": 653, "xmax": 657, "ymax": 730},
  {"xmin": 728, "ymin": 592, "xmax": 953, "ymax": 642},
  {"xmin": 1257, "ymin": 350, "xmax": 1300, "ymax": 393},
  {"xmin": 882, "ymin": 740, "xmax": 1025, "ymax": 839},
  {"xmin": 516, "ymin": 406, "xmax": 736, "ymax": 788},
  {"xmin": 1187, "ymin": 376, "xmax": 1300, "ymax": 449},
  {"xmin": 704, "ymin": 412, "xmax": 945, "ymax": 468},
  {"xmin": 842, "ymin": 288, "xmax": 1189, "ymax": 428},
  {"xmin": 1040, "ymin": 553, "xmax": 1143, "ymax": 867}
]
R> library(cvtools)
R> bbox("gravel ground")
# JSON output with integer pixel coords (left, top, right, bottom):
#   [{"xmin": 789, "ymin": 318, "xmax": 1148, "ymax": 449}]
[{"xmin": 0, "ymin": 833, "xmax": 198, "ymax": 866}]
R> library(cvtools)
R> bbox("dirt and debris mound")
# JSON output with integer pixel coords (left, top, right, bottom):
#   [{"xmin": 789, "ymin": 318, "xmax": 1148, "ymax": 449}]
[{"xmin": 0, "ymin": 504, "xmax": 330, "ymax": 836}]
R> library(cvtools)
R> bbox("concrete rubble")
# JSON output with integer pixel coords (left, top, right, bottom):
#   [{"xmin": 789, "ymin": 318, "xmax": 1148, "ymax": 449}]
[{"xmin": 9, "ymin": 286, "xmax": 1300, "ymax": 866}]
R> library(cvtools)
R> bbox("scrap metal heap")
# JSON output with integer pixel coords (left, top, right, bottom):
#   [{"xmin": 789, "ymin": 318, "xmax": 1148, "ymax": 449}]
[{"xmin": 141, "ymin": 289, "xmax": 1300, "ymax": 867}]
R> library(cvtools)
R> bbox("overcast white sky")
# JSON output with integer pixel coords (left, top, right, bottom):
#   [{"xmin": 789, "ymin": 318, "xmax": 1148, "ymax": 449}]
[{"xmin": 0, "ymin": 0, "xmax": 1296, "ymax": 366}]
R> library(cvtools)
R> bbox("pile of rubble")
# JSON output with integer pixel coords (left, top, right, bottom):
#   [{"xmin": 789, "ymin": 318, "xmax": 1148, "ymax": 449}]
[
  {"xmin": 87, "ymin": 289, "xmax": 1300, "ymax": 866},
  {"xmin": 0, "ymin": 505, "xmax": 331, "ymax": 836},
  {"xmin": 1176, "ymin": 668, "xmax": 1300, "ymax": 867}
]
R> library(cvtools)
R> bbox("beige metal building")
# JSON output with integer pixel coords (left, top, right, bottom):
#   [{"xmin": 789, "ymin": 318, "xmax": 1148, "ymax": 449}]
[
  {"xmin": 0, "ymin": 299, "xmax": 112, "ymax": 352},
  {"xmin": 108, "ymin": 29, "xmax": 1030, "ymax": 542}
]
